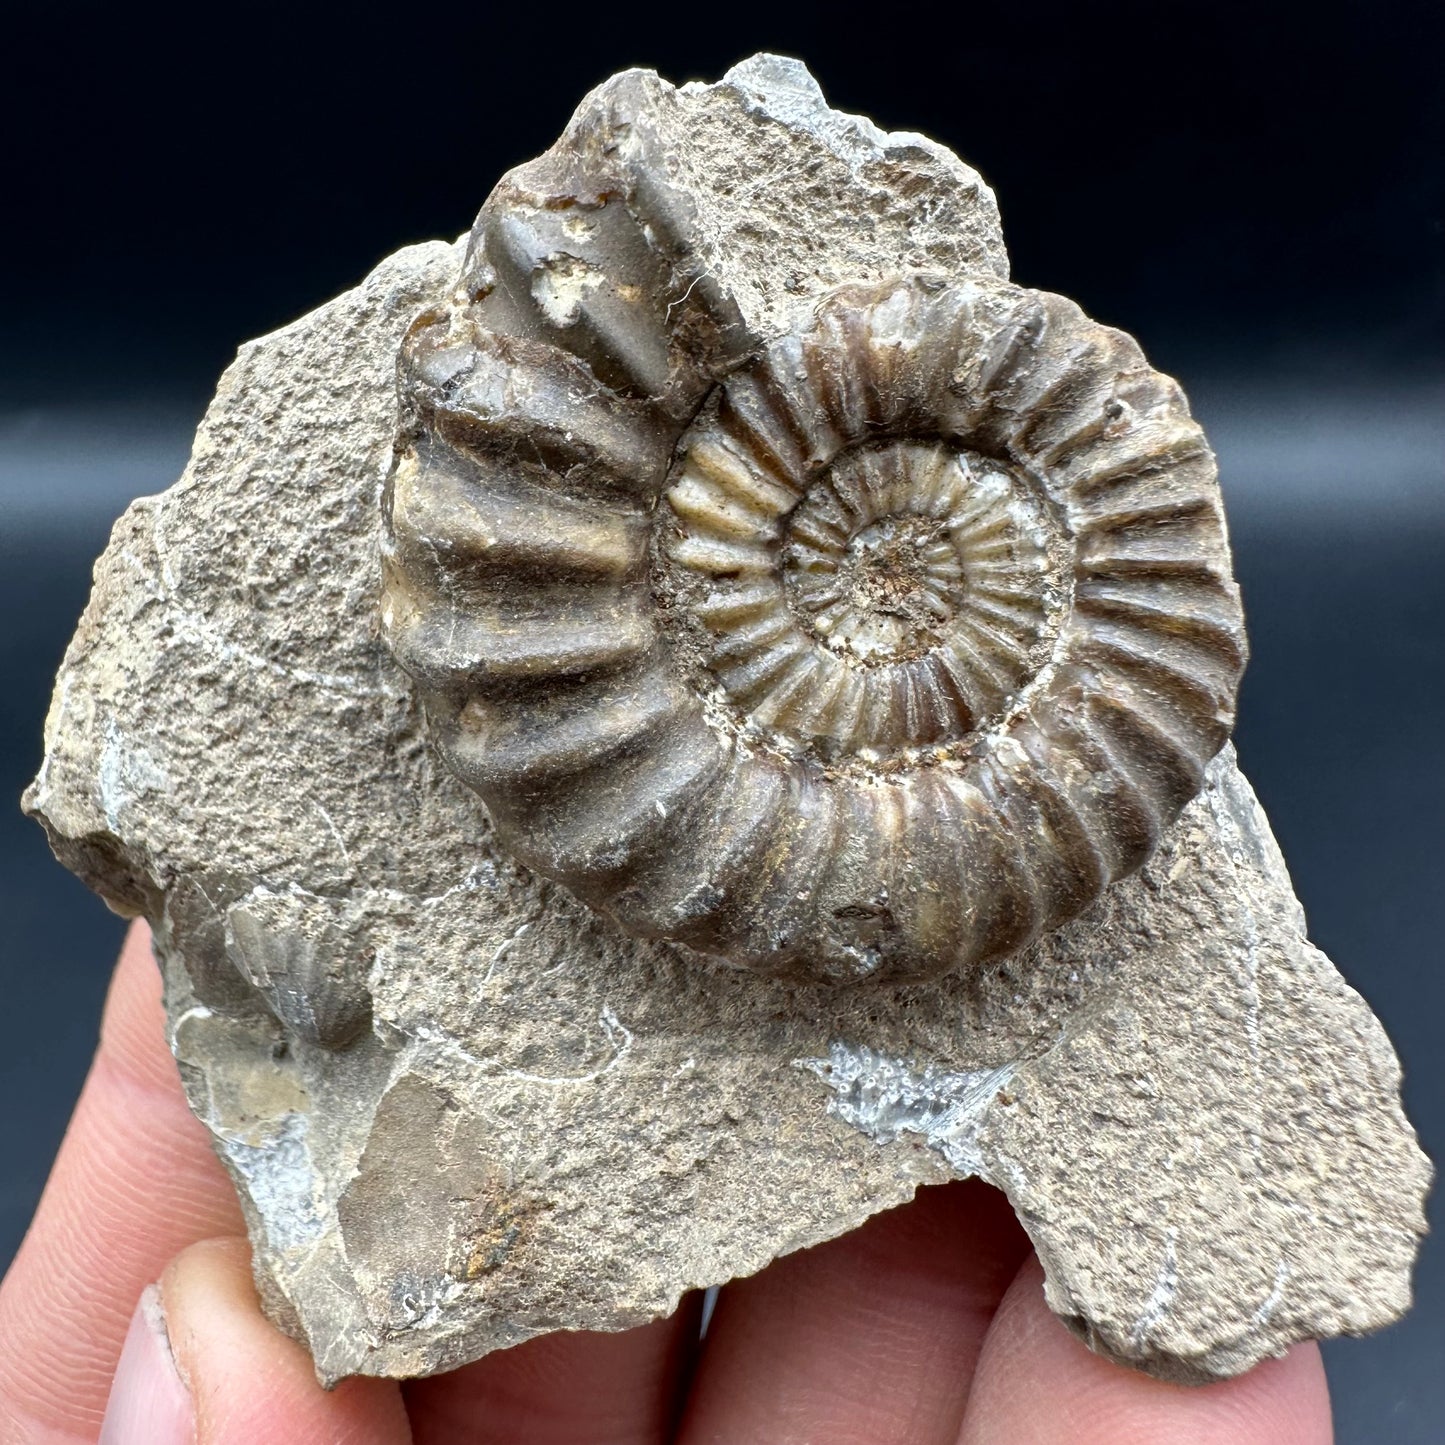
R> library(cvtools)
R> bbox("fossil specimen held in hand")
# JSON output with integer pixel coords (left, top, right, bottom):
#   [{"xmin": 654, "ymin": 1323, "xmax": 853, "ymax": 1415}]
[{"xmin": 24, "ymin": 54, "xmax": 1426, "ymax": 1387}]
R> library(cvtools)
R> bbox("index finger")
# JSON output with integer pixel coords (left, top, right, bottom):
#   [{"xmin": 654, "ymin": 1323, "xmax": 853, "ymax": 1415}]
[
  {"xmin": 958, "ymin": 1256, "xmax": 1333, "ymax": 1444},
  {"xmin": 0, "ymin": 921, "xmax": 244, "ymax": 1441}
]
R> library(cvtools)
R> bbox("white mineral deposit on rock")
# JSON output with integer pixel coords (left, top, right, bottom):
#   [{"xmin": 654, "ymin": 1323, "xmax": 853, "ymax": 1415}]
[{"xmin": 24, "ymin": 54, "xmax": 1430, "ymax": 1387}]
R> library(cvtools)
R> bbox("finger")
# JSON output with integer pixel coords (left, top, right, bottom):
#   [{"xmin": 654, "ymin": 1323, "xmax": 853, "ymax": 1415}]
[
  {"xmin": 0, "ymin": 921, "xmax": 244, "ymax": 1443},
  {"xmin": 677, "ymin": 1179, "xmax": 1032, "ymax": 1445},
  {"xmin": 99, "ymin": 1237, "xmax": 411, "ymax": 1445},
  {"xmin": 402, "ymin": 1295, "xmax": 703, "ymax": 1445},
  {"xmin": 958, "ymin": 1256, "xmax": 1333, "ymax": 1445}
]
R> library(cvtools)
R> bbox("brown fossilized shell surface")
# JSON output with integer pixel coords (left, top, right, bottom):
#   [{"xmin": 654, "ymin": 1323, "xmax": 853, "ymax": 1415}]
[{"xmin": 382, "ymin": 153, "xmax": 1247, "ymax": 984}]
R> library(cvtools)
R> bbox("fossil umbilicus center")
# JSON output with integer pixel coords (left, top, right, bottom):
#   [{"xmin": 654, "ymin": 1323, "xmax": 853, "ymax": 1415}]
[{"xmin": 663, "ymin": 375, "xmax": 1074, "ymax": 763}]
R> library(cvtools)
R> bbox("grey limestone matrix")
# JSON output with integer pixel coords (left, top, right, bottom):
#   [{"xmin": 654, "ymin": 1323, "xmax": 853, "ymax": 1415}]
[{"xmin": 25, "ymin": 55, "xmax": 1430, "ymax": 1386}]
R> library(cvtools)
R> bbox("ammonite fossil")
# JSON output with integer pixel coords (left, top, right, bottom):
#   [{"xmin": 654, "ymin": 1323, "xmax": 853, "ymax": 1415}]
[{"xmin": 382, "ymin": 134, "xmax": 1247, "ymax": 986}]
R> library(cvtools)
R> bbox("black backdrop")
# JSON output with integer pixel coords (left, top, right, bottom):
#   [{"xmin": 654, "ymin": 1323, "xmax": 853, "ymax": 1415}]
[
  {"xmin": 5, "ymin": 1, "xmax": 1441, "ymax": 407},
  {"xmin": 1, "ymin": 3, "xmax": 1440, "ymax": 1440}
]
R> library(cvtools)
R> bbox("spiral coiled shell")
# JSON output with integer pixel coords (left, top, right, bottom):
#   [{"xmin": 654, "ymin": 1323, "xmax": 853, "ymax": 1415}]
[{"xmin": 382, "ymin": 166, "xmax": 1246, "ymax": 985}]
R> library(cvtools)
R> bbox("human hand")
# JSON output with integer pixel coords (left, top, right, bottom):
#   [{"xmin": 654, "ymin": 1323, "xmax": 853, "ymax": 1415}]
[{"xmin": 0, "ymin": 924, "xmax": 1332, "ymax": 1444}]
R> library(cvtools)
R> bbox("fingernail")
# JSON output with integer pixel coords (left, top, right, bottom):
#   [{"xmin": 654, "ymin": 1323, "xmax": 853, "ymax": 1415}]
[{"xmin": 99, "ymin": 1285, "xmax": 194, "ymax": 1445}]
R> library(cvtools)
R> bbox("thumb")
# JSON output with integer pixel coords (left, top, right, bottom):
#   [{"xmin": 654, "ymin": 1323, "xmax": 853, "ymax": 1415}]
[{"xmin": 100, "ymin": 1237, "xmax": 411, "ymax": 1445}]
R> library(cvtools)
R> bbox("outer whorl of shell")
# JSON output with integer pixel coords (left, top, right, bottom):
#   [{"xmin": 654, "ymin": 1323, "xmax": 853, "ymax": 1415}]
[{"xmin": 383, "ymin": 159, "xmax": 1246, "ymax": 985}]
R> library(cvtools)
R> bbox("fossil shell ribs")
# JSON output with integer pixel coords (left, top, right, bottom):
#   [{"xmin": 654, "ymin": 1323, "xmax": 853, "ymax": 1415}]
[{"xmin": 384, "ymin": 208, "xmax": 1245, "ymax": 983}]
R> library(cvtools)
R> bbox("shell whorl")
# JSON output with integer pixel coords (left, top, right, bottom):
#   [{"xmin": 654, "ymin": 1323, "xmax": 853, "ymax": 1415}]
[{"xmin": 383, "ymin": 181, "xmax": 1245, "ymax": 985}]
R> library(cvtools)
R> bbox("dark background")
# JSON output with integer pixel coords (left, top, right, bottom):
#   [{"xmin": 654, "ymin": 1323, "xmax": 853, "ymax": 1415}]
[{"xmin": 2, "ymin": 2, "xmax": 1440, "ymax": 1438}]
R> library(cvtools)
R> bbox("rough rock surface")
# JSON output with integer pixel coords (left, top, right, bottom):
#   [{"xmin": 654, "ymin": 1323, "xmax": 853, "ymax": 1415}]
[{"xmin": 24, "ymin": 55, "xmax": 1430, "ymax": 1386}]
